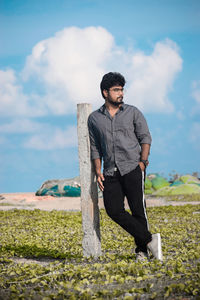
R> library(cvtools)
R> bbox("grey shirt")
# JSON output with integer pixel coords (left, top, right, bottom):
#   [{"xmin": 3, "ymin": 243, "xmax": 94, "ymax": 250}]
[{"xmin": 88, "ymin": 103, "xmax": 152, "ymax": 176}]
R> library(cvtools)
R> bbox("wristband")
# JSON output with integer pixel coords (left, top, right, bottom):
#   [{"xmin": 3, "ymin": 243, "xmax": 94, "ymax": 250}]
[{"xmin": 140, "ymin": 159, "xmax": 149, "ymax": 167}]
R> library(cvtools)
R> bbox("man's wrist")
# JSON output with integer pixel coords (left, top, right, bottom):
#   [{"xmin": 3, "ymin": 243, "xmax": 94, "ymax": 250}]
[
  {"xmin": 95, "ymin": 170, "xmax": 102, "ymax": 177},
  {"xmin": 140, "ymin": 159, "xmax": 149, "ymax": 168}
]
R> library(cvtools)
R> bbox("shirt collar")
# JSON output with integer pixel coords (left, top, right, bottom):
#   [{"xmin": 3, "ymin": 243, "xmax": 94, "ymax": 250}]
[{"xmin": 99, "ymin": 103, "xmax": 125, "ymax": 114}]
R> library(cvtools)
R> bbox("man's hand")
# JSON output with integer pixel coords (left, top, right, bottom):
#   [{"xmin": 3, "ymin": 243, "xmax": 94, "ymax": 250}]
[
  {"xmin": 93, "ymin": 158, "xmax": 105, "ymax": 191},
  {"xmin": 139, "ymin": 161, "xmax": 145, "ymax": 172},
  {"xmin": 97, "ymin": 173, "xmax": 105, "ymax": 191}
]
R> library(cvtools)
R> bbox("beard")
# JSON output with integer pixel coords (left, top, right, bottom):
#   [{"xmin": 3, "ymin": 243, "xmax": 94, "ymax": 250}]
[{"xmin": 107, "ymin": 96, "xmax": 124, "ymax": 107}]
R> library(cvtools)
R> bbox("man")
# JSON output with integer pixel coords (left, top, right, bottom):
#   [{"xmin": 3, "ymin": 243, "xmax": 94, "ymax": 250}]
[{"xmin": 88, "ymin": 72, "xmax": 162, "ymax": 261}]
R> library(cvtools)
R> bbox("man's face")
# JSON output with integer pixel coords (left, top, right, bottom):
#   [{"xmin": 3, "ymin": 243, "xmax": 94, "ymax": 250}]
[{"xmin": 103, "ymin": 85, "xmax": 124, "ymax": 106}]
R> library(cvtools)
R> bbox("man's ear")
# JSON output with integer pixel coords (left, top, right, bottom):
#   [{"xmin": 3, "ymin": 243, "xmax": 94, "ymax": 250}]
[{"xmin": 103, "ymin": 89, "xmax": 108, "ymax": 98}]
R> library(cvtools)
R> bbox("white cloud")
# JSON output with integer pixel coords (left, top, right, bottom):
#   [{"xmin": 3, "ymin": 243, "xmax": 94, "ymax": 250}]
[
  {"xmin": 0, "ymin": 26, "xmax": 182, "ymax": 118},
  {"xmin": 23, "ymin": 26, "xmax": 114, "ymax": 113},
  {"xmin": 0, "ymin": 119, "xmax": 43, "ymax": 133},
  {"xmin": 0, "ymin": 119, "xmax": 77, "ymax": 150},
  {"xmin": 24, "ymin": 126, "xmax": 77, "ymax": 150},
  {"xmin": 0, "ymin": 69, "xmax": 46, "ymax": 117},
  {"xmin": 125, "ymin": 39, "xmax": 182, "ymax": 113},
  {"xmin": 0, "ymin": 69, "xmax": 28, "ymax": 116}
]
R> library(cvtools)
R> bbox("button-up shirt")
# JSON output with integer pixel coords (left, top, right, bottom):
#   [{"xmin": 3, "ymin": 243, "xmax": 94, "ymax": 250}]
[{"xmin": 88, "ymin": 103, "xmax": 152, "ymax": 176}]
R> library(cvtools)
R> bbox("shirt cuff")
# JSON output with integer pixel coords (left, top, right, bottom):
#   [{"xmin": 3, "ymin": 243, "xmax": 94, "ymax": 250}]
[
  {"xmin": 140, "ymin": 137, "xmax": 152, "ymax": 144},
  {"xmin": 91, "ymin": 151, "xmax": 101, "ymax": 160}
]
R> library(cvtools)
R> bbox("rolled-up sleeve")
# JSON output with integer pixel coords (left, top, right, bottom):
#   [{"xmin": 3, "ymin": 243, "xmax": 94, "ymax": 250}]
[
  {"xmin": 133, "ymin": 108, "xmax": 152, "ymax": 145},
  {"xmin": 88, "ymin": 115, "xmax": 102, "ymax": 160}
]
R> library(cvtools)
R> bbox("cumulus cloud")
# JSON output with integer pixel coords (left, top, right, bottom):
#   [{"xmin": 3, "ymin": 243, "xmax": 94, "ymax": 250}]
[
  {"xmin": 22, "ymin": 26, "xmax": 114, "ymax": 114},
  {"xmin": 0, "ymin": 27, "xmax": 182, "ymax": 118},
  {"xmin": 0, "ymin": 69, "xmax": 28, "ymax": 116},
  {"xmin": 125, "ymin": 39, "xmax": 182, "ymax": 113},
  {"xmin": 0, "ymin": 69, "xmax": 47, "ymax": 117},
  {"xmin": 0, "ymin": 119, "xmax": 43, "ymax": 133},
  {"xmin": 0, "ymin": 118, "xmax": 77, "ymax": 150},
  {"xmin": 24, "ymin": 126, "xmax": 77, "ymax": 150}
]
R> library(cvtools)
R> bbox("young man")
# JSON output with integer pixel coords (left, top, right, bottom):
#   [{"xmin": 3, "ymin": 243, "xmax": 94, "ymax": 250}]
[{"xmin": 88, "ymin": 72, "xmax": 162, "ymax": 261}]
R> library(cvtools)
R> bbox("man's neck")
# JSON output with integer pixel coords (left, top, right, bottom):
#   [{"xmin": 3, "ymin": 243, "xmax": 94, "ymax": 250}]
[{"xmin": 105, "ymin": 101, "xmax": 122, "ymax": 117}]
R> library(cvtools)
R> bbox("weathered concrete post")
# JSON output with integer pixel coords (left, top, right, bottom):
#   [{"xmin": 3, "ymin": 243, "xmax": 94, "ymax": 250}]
[{"xmin": 77, "ymin": 103, "xmax": 102, "ymax": 257}]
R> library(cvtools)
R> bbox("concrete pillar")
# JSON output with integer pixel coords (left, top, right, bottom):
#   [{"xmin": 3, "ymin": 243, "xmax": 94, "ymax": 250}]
[{"xmin": 77, "ymin": 103, "xmax": 102, "ymax": 257}]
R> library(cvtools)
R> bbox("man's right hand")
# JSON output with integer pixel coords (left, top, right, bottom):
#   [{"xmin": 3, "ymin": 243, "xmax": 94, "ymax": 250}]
[{"xmin": 97, "ymin": 173, "xmax": 105, "ymax": 191}]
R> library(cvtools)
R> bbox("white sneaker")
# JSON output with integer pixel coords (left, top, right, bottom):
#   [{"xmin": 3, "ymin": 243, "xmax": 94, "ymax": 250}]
[{"xmin": 147, "ymin": 233, "xmax": 163, "ymax": 261}]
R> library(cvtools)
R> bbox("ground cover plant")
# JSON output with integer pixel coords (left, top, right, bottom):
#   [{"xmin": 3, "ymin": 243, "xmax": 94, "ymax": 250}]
[
  {"xmin": 165, "ymin": 194, "xmax": 200, "ymax": 202},
  {"xmin": 0, "ymin": 205, "xmax": 200, "ymax": 299}
]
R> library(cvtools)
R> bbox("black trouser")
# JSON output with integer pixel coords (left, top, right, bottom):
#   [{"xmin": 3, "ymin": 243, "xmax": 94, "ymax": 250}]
[{"xmin": 103, "ymin": 165, "xmax": 152, "ymax": 253}]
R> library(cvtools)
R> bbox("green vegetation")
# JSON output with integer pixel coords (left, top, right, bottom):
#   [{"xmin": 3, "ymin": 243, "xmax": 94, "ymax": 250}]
[
  {"xmin": 145, "ymin": 174, "xmax": 200, "ymax": 196},
  {"xmin": 166, "ymin": 194, "xmax": 200, "ymax": 202},
  {"xmin": 0, "ymin": 203, "xmax": 34, "ymax": 207},
  {"xmin": 0, "ymin": 205, "xmax": 200, "ymax": 299}
]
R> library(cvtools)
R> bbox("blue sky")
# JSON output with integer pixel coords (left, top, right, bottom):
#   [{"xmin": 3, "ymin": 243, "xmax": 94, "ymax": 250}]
[{"xmin": 0, "ymin": 0, "xmax": 200, "ymax": 193}]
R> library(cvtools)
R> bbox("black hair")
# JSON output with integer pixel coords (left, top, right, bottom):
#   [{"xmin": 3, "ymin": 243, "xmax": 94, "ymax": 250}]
[{"xmin": 100, "ymin": 72, "xmax": 126, "ymax": 99}]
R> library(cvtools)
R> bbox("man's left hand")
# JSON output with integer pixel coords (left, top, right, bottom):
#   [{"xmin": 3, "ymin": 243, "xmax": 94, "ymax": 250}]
[{"xmin": 139, "ymin": 162, "xmax": 145, "ymax": 172}]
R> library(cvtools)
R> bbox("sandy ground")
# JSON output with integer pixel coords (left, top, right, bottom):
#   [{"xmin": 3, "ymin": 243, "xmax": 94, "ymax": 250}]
[{"xmin": 0, "ymin": 192, "xmax": 200, "ymax": 211}]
